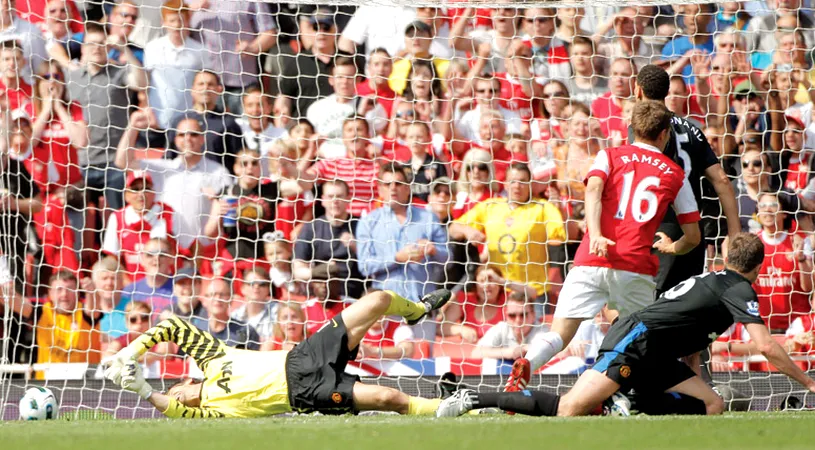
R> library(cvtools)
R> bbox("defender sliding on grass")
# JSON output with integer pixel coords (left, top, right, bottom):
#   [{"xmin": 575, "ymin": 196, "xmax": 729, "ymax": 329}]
[
  {"xmin": 438, "ymin": 234, "xmax": 815, "ymax": 418},
  {"xmin": 104, "ymin": 289, "xmax": 451, "ymax": 418}
]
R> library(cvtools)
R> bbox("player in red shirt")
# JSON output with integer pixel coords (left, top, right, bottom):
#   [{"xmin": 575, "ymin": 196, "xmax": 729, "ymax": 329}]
[{"xmin": 509, "ymin": 101, "xmax": 702, "ymax": 387}]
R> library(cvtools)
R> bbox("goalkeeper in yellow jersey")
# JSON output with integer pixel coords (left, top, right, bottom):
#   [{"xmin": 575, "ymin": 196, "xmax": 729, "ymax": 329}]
[{"xmin": 103, "ymin": 289, "xmax": 451, "ymax": 418}]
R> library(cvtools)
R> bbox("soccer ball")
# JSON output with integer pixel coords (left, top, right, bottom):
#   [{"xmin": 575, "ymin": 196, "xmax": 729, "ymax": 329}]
[{"xmin": 19, "ymin": 387, "xmax": 59, "ymax": 420}]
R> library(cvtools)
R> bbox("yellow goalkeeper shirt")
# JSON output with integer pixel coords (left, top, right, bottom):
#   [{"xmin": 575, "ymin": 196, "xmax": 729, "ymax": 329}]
[{"xmin": 129, "ymin": 317, "xmax": 292, "ymax": 418}]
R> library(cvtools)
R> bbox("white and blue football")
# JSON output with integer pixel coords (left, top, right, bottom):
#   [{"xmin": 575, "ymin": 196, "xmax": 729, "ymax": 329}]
[{"xmin": 19, "ymin": 387, "xmax": 59, "ymax": 420}]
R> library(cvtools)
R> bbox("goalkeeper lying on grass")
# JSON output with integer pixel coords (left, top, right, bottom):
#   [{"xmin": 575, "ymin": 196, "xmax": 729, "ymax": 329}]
[{"xmin": 104, "ymin": 289, "xmax": 451, "ymax": 418}]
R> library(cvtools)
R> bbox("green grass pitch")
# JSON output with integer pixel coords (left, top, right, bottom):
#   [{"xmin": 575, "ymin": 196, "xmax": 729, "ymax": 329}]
[{"xmin": 2, "ymin": 413, "xmax": 815, "ymax": 450}]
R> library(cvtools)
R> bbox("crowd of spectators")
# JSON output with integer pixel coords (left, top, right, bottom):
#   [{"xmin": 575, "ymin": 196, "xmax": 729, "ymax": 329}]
[{"xmin": 3, "ymin": 0, "xmax": 815, "ymax": 376}]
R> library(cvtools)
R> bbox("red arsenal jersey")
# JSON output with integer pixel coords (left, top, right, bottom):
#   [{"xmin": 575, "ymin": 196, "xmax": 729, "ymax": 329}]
[
  {"xmin": 573, "ymin": 143, "xmax": 700, "ymax": 276},
  {"xmin": 754, "ymin": 231, "xmax": 811, "ymax": 331}
]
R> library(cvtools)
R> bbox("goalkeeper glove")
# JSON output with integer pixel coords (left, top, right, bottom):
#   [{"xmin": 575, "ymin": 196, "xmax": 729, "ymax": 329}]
[
  {"xmin": 122, "ymin": 362, "xmax": 154, "ymax": 400},
  {"xmin": 102, "ymin": 346, "xmax": 140, "ymax": 385}
]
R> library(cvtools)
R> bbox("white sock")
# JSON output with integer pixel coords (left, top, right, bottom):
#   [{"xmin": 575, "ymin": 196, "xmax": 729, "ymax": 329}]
[{"xmin": 526, "ymin": 331, "xmax": 564, "ymax": 372}]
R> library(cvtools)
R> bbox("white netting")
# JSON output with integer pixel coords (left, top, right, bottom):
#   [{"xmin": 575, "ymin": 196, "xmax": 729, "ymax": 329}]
[{"xmin": 1, "ymin": 0, "xmax": 814, "ymax": 418}]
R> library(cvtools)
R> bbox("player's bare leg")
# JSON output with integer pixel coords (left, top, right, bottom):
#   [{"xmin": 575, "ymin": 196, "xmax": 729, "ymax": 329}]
[
  {"xmin": 665, "ymin": 376, "xmax": 724, "ymax": 415},
  {"xmin": 515, "ymin": 316, "xmax": 586, "ymax": 380},
  {"xmin": 352, "ymin": 382, "xmax": 441, "ymax": 415},
  {"xmin": 340, "ymin": 289, "xmax": 451, "ymax": 351}
]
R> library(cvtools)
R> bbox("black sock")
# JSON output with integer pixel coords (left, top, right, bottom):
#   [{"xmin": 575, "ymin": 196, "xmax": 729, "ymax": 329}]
[
  {"xmin": 474, "ymin": 391, "xmax": 560, "ymax": 416},
  {"xmin": 631, "ymin": 392, "xmax": 706, "ymax": 415}
]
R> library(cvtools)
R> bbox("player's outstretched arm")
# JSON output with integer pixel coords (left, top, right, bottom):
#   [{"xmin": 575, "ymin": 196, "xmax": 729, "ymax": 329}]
[
  {"xmin": 745, "ymin": 323, "xmax": 815, "ymax": 393},
  {"xmin": 109, "ymin": 316, "xmax": 226, "ymax": 371},
  {"xmin": 107, "ymin": 362, "xmax": 223, "ymax": 419},
  {"xmin": 653, "ymin": 222, "xmax": 701, "ymax": 255}
]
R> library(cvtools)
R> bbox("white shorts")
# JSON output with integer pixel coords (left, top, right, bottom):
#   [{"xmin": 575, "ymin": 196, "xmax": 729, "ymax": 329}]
[{"xmin": 553, "ymin": 266, "xmax": 656, "ymax": 319}]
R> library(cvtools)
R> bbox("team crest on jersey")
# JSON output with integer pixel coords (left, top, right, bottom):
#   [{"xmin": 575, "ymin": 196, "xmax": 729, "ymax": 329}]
[
  {"xmin": 746, "ymin": 301, "xmax": 760, "ymax": 317},
  {"xmin": 505, "ymin": 217, "xmax": 515, "ymax": 228},
  {"xmin": 332, "ymin": 392, "xmax": 343, "ymax": 404},
  {"xmin": 619, "ymin": 366, "xmax": 631, "ymax": 378}
]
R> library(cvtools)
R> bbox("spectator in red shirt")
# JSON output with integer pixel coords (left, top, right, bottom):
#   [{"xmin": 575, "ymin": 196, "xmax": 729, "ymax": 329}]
[
  {"xmin": 356, "ymin": 47, "xmax": 396, "ymax": 116},
  {"xmin": 29, "ymin": 62, "xmax": 85, "ymax": 192},
  {"xmin": 591, "ymin": 57, "xmax": 636, "ymax": 142},
  {"xmin": 304, "ymin": 117, "xmax": 380, "ymax": 217},
  {"xmin": 17, "ymin": 0, "xmax": 83, "ymax": 34},
  {"xmin": 0, "ymin": 41, "xmax": 33, "ymax": 111},
  {"xmin": 379, "ymin": 100, "xmax": 415, "ymax": 162},
  {"xmin": 102, "ymin": 171, "xmax": 181, "ymax": 279},
  {"xmin": 452, "ymin": 148, "xmax": 498, "ymax": 220},
  {"xmin": 492, "ymin": 40, "xmax": 539, "ymax": 120},
  {"xmin": 357, "ymin": 317, "xmax": 416, "ymax": 360},
  {"xmin": 753, "ymin": 192, "xmax": 814, "ymax": 332},
  {"xmin": 440, "ymin": 267, "xmax": 512, "ymax": 343},
  {"xmin": 260, "ymin": 303, "xmax": 307, "ymax": 351},
  {"xmin": 32, "ymin": 182, "xmax": 81, "ymax": 277},
  {"xmin": 520, "ymin": 7, "xmax": 570, "ymax": 81}
]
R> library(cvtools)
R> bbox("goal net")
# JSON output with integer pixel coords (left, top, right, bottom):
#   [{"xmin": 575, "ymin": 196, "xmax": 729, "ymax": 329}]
[{"xmin": 1, "ymin": 0, "xmax": 813, "ymax": 418}]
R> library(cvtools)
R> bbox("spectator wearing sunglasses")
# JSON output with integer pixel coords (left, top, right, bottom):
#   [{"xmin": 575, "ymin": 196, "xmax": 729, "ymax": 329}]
[
  {"xmin": 102, "ymin": 170, "xmax": 181, "ymax": 279},
  {"xmin": 519, "ymin": 8, "xmax": 571, "ymax": 81},
  {"xmin": 753, "ymin": 191, "xmax": 814, "ymax": 333},
  {"xmin": 104, "ymin": 301, "xmax": 173, "ymax": 375},
  {"xmin": 231, "ymin": 267, "xmax": 278, "ymax": 342},
  {"xmin": 733, "ymin": 149, "xmax": 781, "ymax": 233},
  {"xmin": 115, "ymin": 116, "xmax": 232, "ymax": 251},
  {"xmin": 454, "ymin": 75, "xmax": 523, "ymax": 147},
  {"xmin": 203, "ymin": 147, "xmax": 279, "ymax": 281},
  {"xmin": 27, "ymin": 61, "xmax": 84, "ymax": 192}
]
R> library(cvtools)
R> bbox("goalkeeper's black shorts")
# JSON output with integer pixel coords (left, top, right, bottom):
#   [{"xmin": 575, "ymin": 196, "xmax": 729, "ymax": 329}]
[
  {"xmin": 592, "ymin": 316, "xmax": 696, "ymax": 394},
  {"xmin": 285, "ymin": 314, "xmax": 360, "ymax": 415}
]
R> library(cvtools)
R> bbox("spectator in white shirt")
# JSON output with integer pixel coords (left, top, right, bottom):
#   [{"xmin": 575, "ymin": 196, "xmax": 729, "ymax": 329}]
[
  {"xmin": 115, "ymin": 115, "xmax": 231, "ymax": 250},
  {"xmin": 236, "ymin": 86, "xmax": 288, "ymax": 179},
  {"xmin": 455, "ymin": 75, "xmax": 523, "ymax": 144},
  {"xmin": 338, "ymin": 5, "xmax": 416, "ymax": 56},
  {"xmin": 306, "ymin": 56, "xmax": 388, "ymax": 159},
  {"xmin": 230, "ymin": 267, "xmax": 278, "ymax": 342},
  {"xmin": 143, "ymin": 0, "xmax": 209, "ymax": 130},
  {"xmin": 0, "ymin": 0, "xmax": 48, "ymax": 85},
  {"xmin": 473, "ymin": 293, "xmax": 550, "ymax": 360}
]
